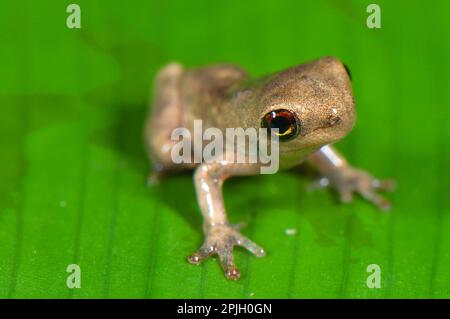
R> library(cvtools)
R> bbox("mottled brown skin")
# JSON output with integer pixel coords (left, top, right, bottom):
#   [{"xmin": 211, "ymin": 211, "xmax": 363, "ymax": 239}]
[{"xmin": 145, "ymin": 57, "xmax": 394, "ymax": 280}]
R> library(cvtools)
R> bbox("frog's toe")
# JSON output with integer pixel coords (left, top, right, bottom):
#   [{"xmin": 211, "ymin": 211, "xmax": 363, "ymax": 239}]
[
  {"xmin": 225, "ymin": 267, "xmax": 241, "ymax": 280},
  {"xmin": 358, "ymin": 188, "xmax": 392, "ymax": 211},
  {"xmin": 187, "ymin": 224, "xmax": 265, "ymax": 280},
  {"xmin": 187, "ymin": 245, "xmax": 214, "ymax": 265},
  {"xmin": 217, "ymin": 246, "xmax": 241, "ymax": 280},
  {"xmin": 371, "ymin": 178, "xmax": 396, "ymax": 192},
  {"xmin": 236, "ymin": 234, "xmax": 266, "ymax": 257}
]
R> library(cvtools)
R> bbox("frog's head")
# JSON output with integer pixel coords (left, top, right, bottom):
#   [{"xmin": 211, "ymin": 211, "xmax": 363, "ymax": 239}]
[{"xmin": 257, "ymin": 57, "xmax": 355, "ymax": 166}]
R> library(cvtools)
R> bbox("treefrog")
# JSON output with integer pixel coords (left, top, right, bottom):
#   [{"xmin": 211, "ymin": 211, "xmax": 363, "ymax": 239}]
[{"xmin": 144, "ymin": 57, "xmax": 394, "ymax": 280}]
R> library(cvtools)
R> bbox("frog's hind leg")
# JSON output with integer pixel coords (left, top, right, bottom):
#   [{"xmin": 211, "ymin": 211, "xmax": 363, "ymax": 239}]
[{"xmin": 145, "ymin": 63, "xmax": 194, "ymax": 185}]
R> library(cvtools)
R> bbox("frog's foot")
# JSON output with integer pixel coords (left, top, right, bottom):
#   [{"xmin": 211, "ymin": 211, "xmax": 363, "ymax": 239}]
[
  {"xmin": 187, "ymin": 223, "xmax": 265, "ymax": 280},
  {"xmin": 308, "ymin": 167, "xmax": 396, "ymax": 211}
]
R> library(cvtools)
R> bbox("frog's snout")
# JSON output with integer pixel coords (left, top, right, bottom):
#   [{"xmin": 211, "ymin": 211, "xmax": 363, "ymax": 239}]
[
  {"xmin": 312, "ymin": 57, "xmax": 356, "ymax": 143},
  {"xmin": 318, "ymin": 57, "xmax": 353, "ymax": 89}
]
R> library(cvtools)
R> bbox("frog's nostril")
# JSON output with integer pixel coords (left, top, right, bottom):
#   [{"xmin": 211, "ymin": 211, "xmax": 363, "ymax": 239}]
[{"xmin": 343, "ymin": 63, "xmax": 352, "ymax": 81}]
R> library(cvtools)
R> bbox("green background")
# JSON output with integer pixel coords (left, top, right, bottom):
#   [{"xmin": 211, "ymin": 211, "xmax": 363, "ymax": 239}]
[{"xmin": 0, "ymin": 0, "xmax": 449, "ymax": 298}]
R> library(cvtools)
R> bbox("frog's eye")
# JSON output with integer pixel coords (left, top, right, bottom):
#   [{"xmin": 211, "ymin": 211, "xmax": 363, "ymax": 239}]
[{"xmin": 261, "ymin": 109, "xmax": 300, "ymax": 141}]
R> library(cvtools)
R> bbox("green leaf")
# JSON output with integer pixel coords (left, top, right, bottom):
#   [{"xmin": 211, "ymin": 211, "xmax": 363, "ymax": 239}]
[{"xmin": 0, "ymin": 0, "xmax": 449, "ymax": 298}]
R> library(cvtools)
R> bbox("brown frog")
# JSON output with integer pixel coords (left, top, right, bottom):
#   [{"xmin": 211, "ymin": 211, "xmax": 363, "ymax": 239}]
[{"xmin": 144, "ymin": 57, "xmax": 394, "ymax": 280}]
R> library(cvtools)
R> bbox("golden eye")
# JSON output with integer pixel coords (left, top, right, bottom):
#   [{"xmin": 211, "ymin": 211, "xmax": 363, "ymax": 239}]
[{"xmin": 261, "ymin": 109, "xmax": 300, "ymax": 141}]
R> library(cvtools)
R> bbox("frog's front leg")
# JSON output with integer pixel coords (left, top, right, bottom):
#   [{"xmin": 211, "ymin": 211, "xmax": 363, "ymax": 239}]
[
  {"xmin": 307, "ymin": 145, "xmax": 395, "ymax": 211},
  {"xmin": 188, "ymin": 162, "xmax": 265, "ymax": 280}
]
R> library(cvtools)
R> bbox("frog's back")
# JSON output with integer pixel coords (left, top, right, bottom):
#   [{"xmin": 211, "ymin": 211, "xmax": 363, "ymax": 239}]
[{"xmin": 180, "ymin": 64, "xmax": 248, "ymax": 129}]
